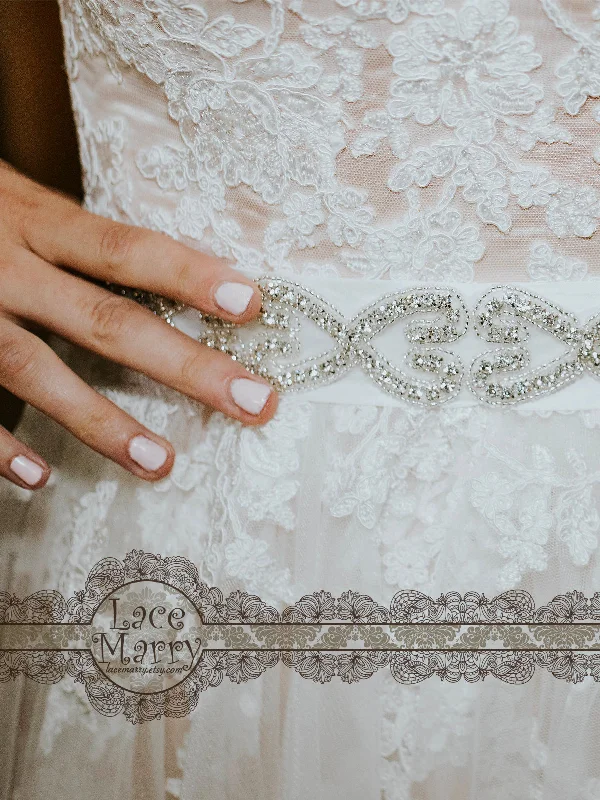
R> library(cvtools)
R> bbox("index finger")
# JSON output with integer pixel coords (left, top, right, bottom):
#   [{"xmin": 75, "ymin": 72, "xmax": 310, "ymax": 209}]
[{"xmin": 21, "ymin": 196, "xmax": 263, "ymax": 322}]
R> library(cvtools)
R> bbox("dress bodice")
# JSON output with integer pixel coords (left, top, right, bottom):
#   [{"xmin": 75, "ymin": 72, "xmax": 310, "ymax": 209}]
[{"xmin": 57, "ymin": 0, "xmax": 600, "ymax": 285}]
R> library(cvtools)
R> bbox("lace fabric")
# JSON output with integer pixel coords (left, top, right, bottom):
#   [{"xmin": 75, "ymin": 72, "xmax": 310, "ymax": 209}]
[{"xmin": 3, "ymin": 1, "xmax": 600, "ymax": 798}]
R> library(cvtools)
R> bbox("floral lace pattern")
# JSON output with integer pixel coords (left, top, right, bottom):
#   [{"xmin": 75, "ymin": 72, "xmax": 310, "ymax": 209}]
[{"xmin": 58, "ymin": 0, "xmax": 600, "ymax": 282}]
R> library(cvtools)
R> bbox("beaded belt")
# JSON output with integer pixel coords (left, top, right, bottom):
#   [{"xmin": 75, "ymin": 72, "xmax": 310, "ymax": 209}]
[{"xmin": 113, "ymin": 276, "xmax": 600, "ymax": 411}]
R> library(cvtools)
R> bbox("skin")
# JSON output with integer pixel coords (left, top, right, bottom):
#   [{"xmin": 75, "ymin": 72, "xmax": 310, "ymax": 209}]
[{"xmin": 0, "ymin": 160, "xmax": 278, "ymax": 490}]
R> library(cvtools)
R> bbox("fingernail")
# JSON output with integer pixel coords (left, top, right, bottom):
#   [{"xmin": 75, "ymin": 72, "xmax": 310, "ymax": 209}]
[
  {"xmin": 214, "ymin": 282, "xmax": 254, "ymax": 315},
  {"xmin": 230, "ymin": 378, "xmax": 272, "ymax": 415},
  {"xmin": 10, "ymin": 455, "xmax": 44, "ymax": 486},
  {"xmin": 128, "ymin": 435, "xmax": 168, "ymax": 471}
]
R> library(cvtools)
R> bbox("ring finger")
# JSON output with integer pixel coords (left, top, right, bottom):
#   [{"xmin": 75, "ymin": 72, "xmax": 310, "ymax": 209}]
[{"xmin": 0, "ymin": 315, "xmax": 176, "ymax": 481}]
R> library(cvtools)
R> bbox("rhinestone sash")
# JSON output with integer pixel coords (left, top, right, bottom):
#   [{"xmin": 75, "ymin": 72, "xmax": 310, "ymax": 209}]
[{"xmin": 113, "ymin": 276, "xmax": 600, "ymax": 411}]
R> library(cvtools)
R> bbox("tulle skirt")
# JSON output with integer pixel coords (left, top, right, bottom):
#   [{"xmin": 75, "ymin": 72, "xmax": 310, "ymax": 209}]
[{"xmin": 2, "ymin": 335, "xmax": 600, "ymax": 800}]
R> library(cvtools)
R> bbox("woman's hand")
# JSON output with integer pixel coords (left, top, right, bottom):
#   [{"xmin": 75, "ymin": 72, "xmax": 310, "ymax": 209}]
[{"xmin": 0, "ymin": 161, "xmax": 277, "ymax": 490}]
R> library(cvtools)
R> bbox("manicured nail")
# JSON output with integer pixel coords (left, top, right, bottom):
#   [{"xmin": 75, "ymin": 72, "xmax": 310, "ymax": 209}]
[
  {"xmin": 230, "ymin": 378, "xmax": 272, "ymax": 415},
  {"xmin": 10, "ymin": 455, "xmax": 44, "ymax": 486},
  {"xmin": 128, "ymin": 435, "xmax": 168, "ymax": 471},
  {"xmin": 214, "ymin": 282, "xmax": 254, "ymax": 315}
]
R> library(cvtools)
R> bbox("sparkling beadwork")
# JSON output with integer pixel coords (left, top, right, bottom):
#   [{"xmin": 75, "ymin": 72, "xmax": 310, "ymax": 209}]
[
  {"xmin": 469, "ymin": 286, "xmax": 597, "ymax": 406},
  {"xmin": 113, "ymin": 277, "xmax": 600, "ymax": 408},
  {"xmin": 181, "ymin": 277, "xmax": 470, "ymax": 406},
  {"xmin": 105, "ymin": 283, "xmax": 185, "ymax": 325}
]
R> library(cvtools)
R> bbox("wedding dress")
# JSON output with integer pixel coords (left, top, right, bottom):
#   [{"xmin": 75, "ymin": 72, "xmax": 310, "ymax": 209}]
[{"xmin": 4, "ymin": 0, "xmax": 600, "ymax": 798}]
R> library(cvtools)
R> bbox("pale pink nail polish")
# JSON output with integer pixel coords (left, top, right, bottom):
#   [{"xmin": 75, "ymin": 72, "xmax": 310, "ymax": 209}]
[
  {"xmin": 214, "ymin": 282, "xmax": 254, "ymax": 315},
  {"xmin": 230, "ymin": 378, "xmax": 272, "ymax": 415},
  {"xmin": 10, "ymin": 455, "xmax": 44, "ymax": 486},
  {"xmin": 128, "ymin": 435, "xmax": 168, "ymax": 471}
]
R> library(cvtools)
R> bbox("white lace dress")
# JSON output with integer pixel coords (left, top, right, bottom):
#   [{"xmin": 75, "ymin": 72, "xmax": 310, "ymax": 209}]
[{"xmin": 3, "ymin": 1, "xmax": 600, "ymax": 798}]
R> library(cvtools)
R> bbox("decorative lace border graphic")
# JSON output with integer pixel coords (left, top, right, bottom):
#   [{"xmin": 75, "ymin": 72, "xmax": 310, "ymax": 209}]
[{"xmin": 1, "ymin": 551, "xmax": 600, "ymax": 723}]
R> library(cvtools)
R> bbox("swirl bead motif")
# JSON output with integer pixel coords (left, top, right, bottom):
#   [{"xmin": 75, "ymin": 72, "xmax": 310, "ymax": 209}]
[
  {"xmin": 109, "ymin": 278, "xmax": 600, "ymax": 407},
  {"xmin": 470, "ymin": 286, "xmax": 600, "ymax": 405},
  {"xmin": 194, "ymin": 278, "xmax": 469, "ymax": 406}
]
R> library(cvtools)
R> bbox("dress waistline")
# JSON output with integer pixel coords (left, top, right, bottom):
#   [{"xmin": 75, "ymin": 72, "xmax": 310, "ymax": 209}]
[{"xmin": 116, "ymin": 275, "xmax": 600, "ymax": 412}]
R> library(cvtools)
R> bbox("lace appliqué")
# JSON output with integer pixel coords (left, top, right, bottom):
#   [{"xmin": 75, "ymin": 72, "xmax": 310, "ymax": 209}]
[{"xmin": 527, "ymin": 240, "xmax": 588, "ymax": 282}]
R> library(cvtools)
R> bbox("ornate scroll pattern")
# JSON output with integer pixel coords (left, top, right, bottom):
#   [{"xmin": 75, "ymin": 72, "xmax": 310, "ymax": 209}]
[
  {"xmin": 0, "ymin": 590, "xmax": 69, "ymax": 684},
  {"xmin": 116, "ymin": 278, "xmax": 600, "ymax": 407},
  {"xmin": 192, "ymin": 278, "xmax": 467, "ymax": 406},
  {"xmin": 470, "ymin": 287, "xmax": 600, "ymax": 405},
  {"xmin": 3, "ymin": 553, "xmax": 600, "ymax": 723}
]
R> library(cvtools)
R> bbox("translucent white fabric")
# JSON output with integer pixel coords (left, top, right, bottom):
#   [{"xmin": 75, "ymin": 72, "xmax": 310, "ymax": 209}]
[{"xmin": 4, "ymin": 1, "xmax": 600, "ymax": 798}]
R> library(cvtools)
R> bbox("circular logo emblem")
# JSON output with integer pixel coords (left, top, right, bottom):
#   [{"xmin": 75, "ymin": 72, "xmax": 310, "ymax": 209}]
[{"xmin": 90, "ymin": 580, "xmax": 203, "ymax": 693}]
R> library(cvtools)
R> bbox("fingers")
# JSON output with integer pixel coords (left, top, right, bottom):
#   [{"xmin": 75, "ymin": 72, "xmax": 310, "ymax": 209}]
[
  {"xmin": 0, "ymin": 423, "xmax": 51, "ymax": 490},
  {"xmin": 21, "ymin": 197, "xmax": 263, "ymax": 322},
  {"xmin": 4, "ymin": 250, "xmax": 278, "ymax": 426},
  {"xmin": 0, "ymin": 315, "xmax": 177, "ymax": 483}
]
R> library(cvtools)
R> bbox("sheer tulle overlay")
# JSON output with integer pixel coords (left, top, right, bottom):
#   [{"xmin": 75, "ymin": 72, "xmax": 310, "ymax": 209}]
[{"xmin": 3, "ymin": 1, "xmax": 600, "ymax": 798}]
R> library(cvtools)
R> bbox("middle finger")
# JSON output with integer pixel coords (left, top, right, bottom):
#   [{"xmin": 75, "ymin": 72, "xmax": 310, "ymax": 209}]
[{"xmin": 5, "ymin": 250, "xmax": 278, "ymax": 424}]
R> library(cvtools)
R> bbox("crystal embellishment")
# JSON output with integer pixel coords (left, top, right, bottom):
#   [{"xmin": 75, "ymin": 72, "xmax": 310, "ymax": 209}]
[
  {"xmin": 469, "ymin": 286, "xmax": 600, "ymax": 405},
  {"xmin": 192, "ymin": 277, "xmax": 469, "ymax": 406},
  {"xmin": 113, "ymin": 278, "xmax": 600, "ymax": 407}
]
